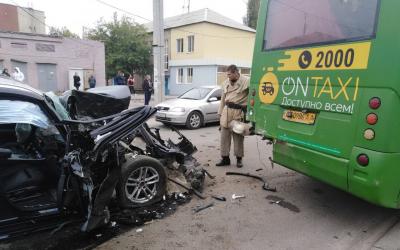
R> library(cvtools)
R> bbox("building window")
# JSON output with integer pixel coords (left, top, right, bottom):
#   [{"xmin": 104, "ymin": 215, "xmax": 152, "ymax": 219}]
[
  {"xmin": 177, "ymin": 68, "xmax": 184, "ymax": 83},
  {"xmin": 164, "ymin": 39, "xmax": 169, "ymax": 70},
  {"xmin": 187, "ymin": 35, "xmax": 194, "ymax": 53},
  {"xmin": 240, "ymin": 68, "xmax": 251, "ymax": 75},
  {"xmin": 217, "ymin": 66, "xmax": 227, "ymax": 73},
  {"xmin": 187, "ymin": 68, "xmax": 193, "ymax": 83},
  {"xmin": 177, "ymin": 38, "xmax": 184, "ymax": 53}
]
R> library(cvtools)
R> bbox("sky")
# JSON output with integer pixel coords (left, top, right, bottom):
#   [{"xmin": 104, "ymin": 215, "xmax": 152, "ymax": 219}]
[{"xmin": 0, "ymin": 0, "xmax": 248, "ymax": 36}]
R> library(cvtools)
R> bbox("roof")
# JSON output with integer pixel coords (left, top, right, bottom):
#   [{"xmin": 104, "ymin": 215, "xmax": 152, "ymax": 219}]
[
  {"xmin": 145, "ymin": 8, "xmax": 255, "ymax": 33},
  {"xmin": 0, "ymin": 76, "xmax": 44, "ymax": 101}
]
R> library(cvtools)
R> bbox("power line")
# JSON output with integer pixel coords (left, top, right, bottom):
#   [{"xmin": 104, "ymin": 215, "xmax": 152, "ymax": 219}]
[
  {"xmin": 9, "ymin": 0, "xmax": 96, "ymax": 48},
  {"xmin": 95, "ymin": 0, "xmax": 152, "ymax": 22},
  {"xmin": 94, "ymin": 0, "xmax": 255, "ymax": 39}
]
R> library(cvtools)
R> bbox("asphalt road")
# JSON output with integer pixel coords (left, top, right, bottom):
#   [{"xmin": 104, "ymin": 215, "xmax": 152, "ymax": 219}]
[{"xmin": 97, "ymin": 118, "xmax": 400, "ymax": 250}]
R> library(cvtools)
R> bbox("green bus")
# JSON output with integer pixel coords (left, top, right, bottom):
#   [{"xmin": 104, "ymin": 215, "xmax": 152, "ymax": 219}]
[{"xmin": 248, "ymin": 0, "xmax": 400, "ymax": 208}]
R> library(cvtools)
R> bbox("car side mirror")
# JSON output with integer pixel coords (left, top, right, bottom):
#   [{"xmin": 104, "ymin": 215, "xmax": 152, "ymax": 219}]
[
  {"xmin": 208, "ymin": 97, "xmax": 218, "ymax": 102},
  {"xmin": 0, "ymin": 148, "xmax": 12, "ymax": 160}
]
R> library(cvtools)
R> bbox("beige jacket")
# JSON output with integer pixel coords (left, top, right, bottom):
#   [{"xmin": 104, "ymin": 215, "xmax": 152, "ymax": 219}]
[{"xmin": 218, "ymin": 75, "xmax": 250, "ymax": 128}]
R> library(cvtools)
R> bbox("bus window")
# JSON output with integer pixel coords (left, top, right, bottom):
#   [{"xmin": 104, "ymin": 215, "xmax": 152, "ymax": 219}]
[{"xmin": 263, "ymin": 0, "xmax": 380, "ymax": 50}]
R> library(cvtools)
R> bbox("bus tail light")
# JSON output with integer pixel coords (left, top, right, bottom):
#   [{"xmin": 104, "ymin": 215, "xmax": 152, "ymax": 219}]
[
  {"xmin": 366, "ymin": 113, "xmax": 378, "ymax": 125},
  {"xmin": 250, "ymin": 99, "xmax": 255, "ymax": 107},
  {"xmin": 364, "ymin": 129, "xmax": 375, "ymax": 140},
  {"xmin": 369, "ymin": 97, "xmax": 381, "ymax": 109},
  {"xmin": 357, "ymin": 154, "xmax": 369, "ymax": 166}
]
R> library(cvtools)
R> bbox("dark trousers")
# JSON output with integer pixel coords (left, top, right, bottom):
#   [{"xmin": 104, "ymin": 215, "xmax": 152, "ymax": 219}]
[
  {"xmin": 129, "ymin": 86, "xmax": 135, "ymax": 94},
  {"xmin": 144, "ymin": 91, "xmax": 151, "ymax": 105}
]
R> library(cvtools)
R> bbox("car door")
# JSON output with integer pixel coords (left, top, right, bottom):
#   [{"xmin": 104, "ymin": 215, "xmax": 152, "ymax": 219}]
[{"xmin": 204, "ymin": 89, "xmax": 222, "ymax": 122}]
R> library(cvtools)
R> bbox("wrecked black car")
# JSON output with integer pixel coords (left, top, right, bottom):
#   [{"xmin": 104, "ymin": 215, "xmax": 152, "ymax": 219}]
[{"xmin": 0, "ymin": 77, "xmax": 204, "ymax": 240}]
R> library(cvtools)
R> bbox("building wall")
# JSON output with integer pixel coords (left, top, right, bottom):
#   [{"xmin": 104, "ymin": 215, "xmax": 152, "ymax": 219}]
[
  {"xmin": 170, "ymin": 22, "xmax": 255, "ymax": 63},
  {"xmin": 0, "ymin": 4, "xmax": 19, "ymax": 32},
  {"xmin": 0, "ymin": 32, "xmax": 105, "ymax": 92},
  {"xmin": 17, "ymin": 7, "xmax": 46, "ymax": 34},
  {"xmin": 168, "ymin": 65, "xmax": 216, "ymax": 95}
]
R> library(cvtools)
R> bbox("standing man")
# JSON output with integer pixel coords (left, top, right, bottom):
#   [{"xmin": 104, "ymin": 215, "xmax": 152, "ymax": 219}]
[
  {"xmin": 88, "ymin": 75, "xmax": 96, "ymax": 88},
  {"xmin": 142, "ymin": 75, "xmax": 153, "ymax": 105},
  {"xmin": 73, "ymin": 72, "xmax": 81, "ymax": 90},
  {"xmin": 216, "ymin": 65, "xmax": 249, "ymax": 168},
  {"xmin": 114, "ymin": 71, "xmax": 125, "ymax": 85}
]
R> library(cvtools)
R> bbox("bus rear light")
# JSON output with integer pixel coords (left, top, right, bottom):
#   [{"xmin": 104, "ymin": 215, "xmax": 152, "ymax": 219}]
[
  {"xmin": 357, "ymin": 154, "xmax": 369, "ymax": 166},
  {"xmin": 366, "ymin": 113, "xmax": 378, "ymax": 125},
  {"xmin": 251, "ymin": 89, "xmax": 256, "ymax": 96},
  {"xmin": 364, "ymin": 129, "xmax": 375, "ymax": 140},
  {"xmin": 250, "ymin": 99, "xmax": 255, "ymax": 107},
  {"xmin": 369, "ymin": 97, "xmax": 381, "ymax": 109}
]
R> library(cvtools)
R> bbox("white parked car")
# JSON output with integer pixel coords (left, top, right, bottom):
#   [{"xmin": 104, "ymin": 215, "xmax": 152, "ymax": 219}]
[{"xmin": 155, "ymin": 86, "xmax": 222, "ymax": 129}]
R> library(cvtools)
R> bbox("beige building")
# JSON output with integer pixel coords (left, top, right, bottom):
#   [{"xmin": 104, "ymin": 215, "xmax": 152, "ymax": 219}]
[{"xmin": 146, "ymin": 8, "xmax": 255, "ymax": 95}]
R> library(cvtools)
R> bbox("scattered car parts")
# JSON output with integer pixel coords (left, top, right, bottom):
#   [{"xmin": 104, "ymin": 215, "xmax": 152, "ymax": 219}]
[{"xmin": 226, "ymin": 172, "xmax": 277, "ymax": 192}]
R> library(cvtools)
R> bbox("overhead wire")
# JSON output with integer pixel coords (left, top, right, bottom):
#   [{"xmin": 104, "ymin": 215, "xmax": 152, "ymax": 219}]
[
  {"xmin": 94, "ymin": 0, "xmax": 255, "ymax": 39},
  {"xmin": 9, "ymin": 0, "xmax": 97, "ymax": 48}
]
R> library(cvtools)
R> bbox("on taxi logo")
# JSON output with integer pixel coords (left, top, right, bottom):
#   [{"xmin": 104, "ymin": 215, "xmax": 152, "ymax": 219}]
[{"xmin": 259, "ymin": 67, "xmax": 279, "ymax": 104}]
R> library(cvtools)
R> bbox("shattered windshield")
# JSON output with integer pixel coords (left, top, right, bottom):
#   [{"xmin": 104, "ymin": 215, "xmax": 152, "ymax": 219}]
[
  {"xmin": 0, "ymin": 100, "xmax": 50, "ymax": 128},
  {"xmin": 45, "ymin": 92, "xmax": 71, "ymax": 120},
  {"xmin": 179, "ymin": 88, "xmax": 212, "ymax": 100}
]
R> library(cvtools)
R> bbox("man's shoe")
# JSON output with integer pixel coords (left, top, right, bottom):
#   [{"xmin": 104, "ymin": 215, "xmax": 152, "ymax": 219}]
[
  {"xmin": 236, "ymin": 157, "xmax": 243, "ymax": 168},
  {"xmin": 216, "ymin": 157, "xmax": 230, "ymax": 167}
]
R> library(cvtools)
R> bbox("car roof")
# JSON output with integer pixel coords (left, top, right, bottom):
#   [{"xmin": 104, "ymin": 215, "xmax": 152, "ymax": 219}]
[
  {"xmin": 195, "ymin": 85, "xmax": 221, "ymax": 89},
  {"xmin": 0, "ymin": 76, "xmax": 44, "ymax": 101}
]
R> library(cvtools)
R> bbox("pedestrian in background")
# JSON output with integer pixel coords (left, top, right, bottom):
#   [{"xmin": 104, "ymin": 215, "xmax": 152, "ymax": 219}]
[
  {"xmin": 73, "ymin": 72, "xmax": 81, "ymax": 90},
  {"xmin": 12, "ymin": 67, "xmax": 25, "ymax": 82},
  {"xmin": 216, "ymin": 65, "xmax": 249, "ymax": 168},
  {"xmin": 142, "ymin": 75, "xmax": 153, "ymax": 105},
  {"xmin": 89, "ymin": 75, "xmax": 96, "ymax": 88},
  {"xmin": 1, "ymin": 68, "xmax": 10, "ymax": 77},
  {"xmin": 128, "ymin": 74, "xmax": 135, "ymax": 94},
  {"xmin": 114, "ymin": 71, "xmax": 125, "ymax": 85}
]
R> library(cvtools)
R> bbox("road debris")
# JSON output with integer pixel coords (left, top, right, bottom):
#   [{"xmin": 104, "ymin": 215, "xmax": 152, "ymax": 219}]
[
  {"xmin": 266, "ymin": 195, "xmax": 300, "ymax": 213},
  {"xmin": 193, "ymin": 202, "xmax": 214, "ymax": 214},
  {"xmin": 231, "ymin": 194, "xmax": 245, "ymax": 200},
  {"xmin": 167, "ymin": 177, "xmax": 206, "ymax": 199},
  {"xmin": 211, "ymin": 195, "xmax": 227, "ymax": 202},
  {"xmin": 226, "ymin": 172, "xmax": 277, "ymax": 192}
]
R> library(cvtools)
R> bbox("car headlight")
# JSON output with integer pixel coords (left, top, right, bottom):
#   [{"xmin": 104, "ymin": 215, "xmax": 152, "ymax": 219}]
[{"xmin": 171, "ymin": 107, "xmax": 185, "ymax": 112}]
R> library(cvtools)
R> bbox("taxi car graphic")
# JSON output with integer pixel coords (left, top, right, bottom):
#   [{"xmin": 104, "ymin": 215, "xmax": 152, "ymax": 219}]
[{"xmin": 262, "ymin": 82, "xmax": 274, "ymax": 96}]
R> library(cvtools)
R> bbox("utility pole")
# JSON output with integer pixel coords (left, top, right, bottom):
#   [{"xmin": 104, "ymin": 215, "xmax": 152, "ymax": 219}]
[
  {"xmin": 187, "ymin": 0, "xmax": 190, "ymax": 13},
  {"xmin": 153, "ymin": 0, "xmax": 165, "ymax": 104}
]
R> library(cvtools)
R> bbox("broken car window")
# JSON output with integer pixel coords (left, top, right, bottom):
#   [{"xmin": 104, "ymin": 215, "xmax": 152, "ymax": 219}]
[{"xmin": 0, "ymin": 100, "xmax": 50, "ymax": 129}]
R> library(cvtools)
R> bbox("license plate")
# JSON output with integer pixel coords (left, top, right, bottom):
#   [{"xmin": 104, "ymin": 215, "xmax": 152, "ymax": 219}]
[
  {"xmin": 156, "ymin": 113, "xmax": 166, "ymax": 118},
  {"xmin": 283, "ymin": 110, "xmax": 316, "ymax": 125}
]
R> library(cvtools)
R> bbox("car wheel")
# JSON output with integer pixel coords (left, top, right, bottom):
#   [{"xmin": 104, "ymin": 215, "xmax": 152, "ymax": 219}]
[
  {"xmin": 117, "ymin": 156, "xmax": 166, "ymax": 208},
  {"xmin": 186, "ymin": 111, "xmax": 203, "ymax": 129}
]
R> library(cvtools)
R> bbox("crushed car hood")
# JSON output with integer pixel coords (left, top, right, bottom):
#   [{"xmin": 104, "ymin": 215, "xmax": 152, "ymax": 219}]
[{"xmin": 61, "ymin": 86, "xmax": 131, "ymax": 119}]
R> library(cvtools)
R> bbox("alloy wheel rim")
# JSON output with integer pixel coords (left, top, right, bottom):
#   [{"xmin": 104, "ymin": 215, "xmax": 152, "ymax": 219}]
[
  {"xmin": 125, "ymin": 166, "xmax": 159, "ymax": 204},
  {"xmin": 190, "ymin": 114, "xmax": 201, "ymax": 128}
]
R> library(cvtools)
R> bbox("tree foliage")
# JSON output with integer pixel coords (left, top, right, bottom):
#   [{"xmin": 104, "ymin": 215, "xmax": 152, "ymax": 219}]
[
  {"xmin": 49, "ymin": 26, "xmax": 80, "ymax": 38},
  {"xmin": 87, "ymin": 13, "xmax": 152, "ymax": 79},
  {"xmin": 244, "ymin": 0, "xmax": 261, "ymax": 29}
]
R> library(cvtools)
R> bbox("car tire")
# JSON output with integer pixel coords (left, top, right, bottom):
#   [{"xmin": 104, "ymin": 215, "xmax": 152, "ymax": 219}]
[
  {"xmin": 186, "ymin": 111, "xmax": 203, "ymax": 129},
  {"xmin": 117, "ymin": 156, "xmax": 166, "ymax": 208}
]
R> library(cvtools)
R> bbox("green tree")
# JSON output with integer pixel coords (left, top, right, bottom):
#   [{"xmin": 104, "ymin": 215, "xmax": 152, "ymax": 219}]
[
  {"xmin": 87, "ymin": 13, "xmax": 152, "ymax": 79},
  {"xmin": 244, "ymin": 0, "xmax": 261, "ymax": 29},
  {"xmin": 49, "ymin": 26, "xmax": 80, "ymax": 38}
]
